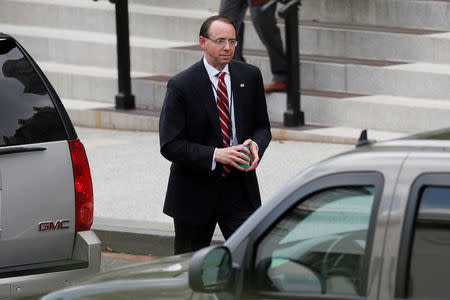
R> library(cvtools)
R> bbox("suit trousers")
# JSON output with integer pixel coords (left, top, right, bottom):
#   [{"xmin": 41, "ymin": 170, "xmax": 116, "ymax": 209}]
[
  {"xmin": 173, "ymin": 173, "xmax": 255, "ymax": 255},
  {"xmin": 219, "ymin": 0, "xmax": 288, "ymax": 82}
]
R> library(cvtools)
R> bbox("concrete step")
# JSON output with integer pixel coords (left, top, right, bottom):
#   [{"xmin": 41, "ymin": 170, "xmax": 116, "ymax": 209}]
[
  {"xmin": 40, "ymin": 51, "xmax": 450, "ymax": 106},
  {"xmin": 144, "ymin": 46, "xmax": 450, "ymax": 100},
  {"xmin": 132, "ymin": 75, "xmax": 450, "ymax": 132},
  {"xmin": 0, "ymin": 0, "xmax": 116, "ymax": 33},
  {"xmin": 9, "ymin": 21, "xmax": 449, "ymax": 101},
  {"xmin": 246, "ymin": 51, "xmax": 450, "ymax": 100},
  {"xmin": 297, "ymin": 57, "xmax": 450, "ymax": 101},
  {"xmin": 268, "ymin": 92, "xmax": 450, "ymax": 132},
  {"xmin": 38, "ymin": 61, "xmax": 151, "ymax": 102},
  {"xmin": 62, "ymin": 98, "xmax": 409, "ymax": 144},
  {"xmin": 2, "ymin": 23, "xmax": 194, "ymax": 73},
  {"xmin": 128, "ymin": 0, "xmax": 221, "ymax": 10},
  {"xmin": 0, "ymin": 0, "xmax": 212, "ymax": 42},
  {"xmin": 2, "ymin": 0, "xmax": 449, "ymax": 64},
  {"xmin": 299, "ymin": 0, "xmax": 450, "ymax": 30},
  {"xmin": 32, "ymin": 37, "xmax": 450, "ymax": 104},
  {"xmin": 4, "ymin": 15, "xmax": 449, "ymax": 68},
  {"xmin": 8, "ymin": 21, "xmax": 448, "ymax": 73},
  {"xmin": 63, "ymin": 89, "xmax": 450, "ymax": 134},
  {"xmin": 108, "ymin": 0, "xmax": 450, "ymax": 31},
  {"xmin": 63, "ymin": 98, "xmax": 161, "ymax": 132},
  {"xmin": 246, "ymin": 21, "xmax": 450, "ymax": 64}
]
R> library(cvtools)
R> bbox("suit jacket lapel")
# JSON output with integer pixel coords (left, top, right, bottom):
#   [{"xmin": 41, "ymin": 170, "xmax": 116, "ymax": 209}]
[
  {"xmin": 194, "ymin": 61, "xmax": 222, "ymax": 144},
  {"xmin": 229, "ymin": 62, "xmax": 244, "ymax": 143}
]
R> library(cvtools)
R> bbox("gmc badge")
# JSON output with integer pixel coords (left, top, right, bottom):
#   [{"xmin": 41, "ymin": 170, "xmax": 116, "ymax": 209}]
[{"xmin": 39, "ymin": 220, "xmax": 70, "ymax": 231}]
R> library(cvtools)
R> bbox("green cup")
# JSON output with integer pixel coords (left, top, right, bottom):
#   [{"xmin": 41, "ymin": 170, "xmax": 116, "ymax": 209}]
[{"xmin": 238, "ymin": 145, "xmax": 250, "ymax": 169}]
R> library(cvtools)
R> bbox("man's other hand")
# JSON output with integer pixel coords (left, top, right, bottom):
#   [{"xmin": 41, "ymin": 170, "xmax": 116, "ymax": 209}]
[
  {"xmin": 243, "ymin": 139, "xmax": 259, "ymax": 171},
  {"xmin": 215, "ymin": 145, "xmax": 251, "ymax": 171}
]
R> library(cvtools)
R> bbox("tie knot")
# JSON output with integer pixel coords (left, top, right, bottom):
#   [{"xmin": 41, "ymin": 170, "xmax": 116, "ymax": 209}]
[{"xmin": 216, "ymin": 72, "xmax": 226, "ymax": 80}]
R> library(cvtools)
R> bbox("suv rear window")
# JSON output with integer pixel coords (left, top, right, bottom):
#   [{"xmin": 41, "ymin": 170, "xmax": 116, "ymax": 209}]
[{"xmin": 0, "ymin": 38, "xmax": 66, "ymax": 147}]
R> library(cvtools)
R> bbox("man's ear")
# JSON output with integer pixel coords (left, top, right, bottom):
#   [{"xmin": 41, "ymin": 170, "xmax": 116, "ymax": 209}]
[{"xmin": 199, "ymin": 36, "xmax": 206, "ymax": 50}]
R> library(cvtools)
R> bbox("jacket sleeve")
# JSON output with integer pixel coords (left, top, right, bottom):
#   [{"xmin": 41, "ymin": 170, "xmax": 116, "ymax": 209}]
[
  {"xmin": 251, "ymin": 68, "xmax": 272, "ymax": 159},
  {"xmin": 159, "ymin": 79, "xmax": 216, "ymax": 171}
]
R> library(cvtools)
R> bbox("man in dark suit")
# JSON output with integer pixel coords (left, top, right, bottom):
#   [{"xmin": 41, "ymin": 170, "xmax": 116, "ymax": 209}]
[{"xmin": 159, "ymin": 15, "xmax": 271, "ymax": 254}]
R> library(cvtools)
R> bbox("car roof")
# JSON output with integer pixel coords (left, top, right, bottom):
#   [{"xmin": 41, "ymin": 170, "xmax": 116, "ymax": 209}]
[
  {"xmin": 359, "ymin": 128, "xmax": 450, "ymax": 153},
  {"xmin": 406, "ymin": 128, "xmax": 450, "ymax": 141},
  {"xmin": 0, "ymin": 33, "xmax": 12, "ymax": 39}
]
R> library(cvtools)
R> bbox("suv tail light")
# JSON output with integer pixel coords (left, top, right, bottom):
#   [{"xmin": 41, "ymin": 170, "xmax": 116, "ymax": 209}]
[{"xmin": 69, "ymin": 139, "xmax": 93, "ymax": 232}]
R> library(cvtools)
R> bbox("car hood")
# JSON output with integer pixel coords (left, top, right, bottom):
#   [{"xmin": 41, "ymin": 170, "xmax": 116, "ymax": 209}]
[
  {"xmin": 85, "ymin": 252, "xmax": 193, "ymax": 283},
  {"xmin": 41, "ymin": 253, "xmax": 195, "ymax": 300}
]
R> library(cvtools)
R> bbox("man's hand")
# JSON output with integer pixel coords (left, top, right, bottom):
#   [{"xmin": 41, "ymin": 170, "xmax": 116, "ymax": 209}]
[
  {"xmin": 215, "ymin": 145, "xmax": 251, "ymax": 171},
  {"xmin": 243, "ymin": 139, "xmax": 259, "ymax": 171}
]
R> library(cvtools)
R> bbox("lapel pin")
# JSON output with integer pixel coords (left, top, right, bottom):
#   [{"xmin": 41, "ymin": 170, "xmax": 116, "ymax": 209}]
[{"xmin": 240, "ymin": 83, "xmax": 245, "ymax": 87}]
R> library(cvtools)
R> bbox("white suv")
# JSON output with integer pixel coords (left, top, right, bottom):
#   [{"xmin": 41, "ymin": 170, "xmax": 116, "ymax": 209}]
[{"xmin": 0, "ymin": 34, "xmax": 100, "ymax": 299}]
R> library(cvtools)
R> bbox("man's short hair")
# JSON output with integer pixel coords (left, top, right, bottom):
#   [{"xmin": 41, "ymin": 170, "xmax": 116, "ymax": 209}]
[{"xmin": 199, "ymin": 15, "xmax": 236, "ymax": 39}]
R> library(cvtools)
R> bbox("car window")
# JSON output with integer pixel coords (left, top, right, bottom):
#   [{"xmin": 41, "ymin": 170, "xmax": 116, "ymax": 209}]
[
  {"xmin": 0, "ymin": 39, "xmax": 66, "ymax": 147},
  {"xmin": 406, "ymin": 186, "xmax": 450, "ymax": 299},
  {"xmin": 253, "ymin": 186, "xmax": 375, "ymax": 296}
]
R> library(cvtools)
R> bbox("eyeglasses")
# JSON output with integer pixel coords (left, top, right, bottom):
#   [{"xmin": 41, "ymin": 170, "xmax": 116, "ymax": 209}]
[{"xmin": 202, "ymin": 37, "xmax": 238, "ymax": 47}]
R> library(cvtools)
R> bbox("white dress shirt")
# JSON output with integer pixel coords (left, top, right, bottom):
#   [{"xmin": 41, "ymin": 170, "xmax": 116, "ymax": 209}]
[{"xmin": 203, "ymin": 57, "xmax": 238, "ymax": 170}]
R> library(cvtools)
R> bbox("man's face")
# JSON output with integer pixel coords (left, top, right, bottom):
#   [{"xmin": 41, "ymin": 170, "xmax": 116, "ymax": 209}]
[{"xmin": 199, "ymin": 20, "xmax": 236, "ymax": 70}]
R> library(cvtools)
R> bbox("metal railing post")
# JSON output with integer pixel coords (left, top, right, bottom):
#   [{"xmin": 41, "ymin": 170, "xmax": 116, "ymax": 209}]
[
  {"xmin": 262, "ymin": 0, "xmax": 304, "ymax": 127},
  {"xmin": 93, "ymin": 0, "xmax": 135, "ymax": 109},
  {"xmin": 279, "ymin": 0, "xmax": 304, "ymax": 126}
]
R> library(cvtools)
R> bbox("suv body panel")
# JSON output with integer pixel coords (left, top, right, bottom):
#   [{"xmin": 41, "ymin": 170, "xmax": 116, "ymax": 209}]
[
  {"xmin": 0, "ymin": 231, "xmax": 100, "ymax": 299},
  {"xmin": 0, "ymin": 141, "xmax": 75, "ymax": 268},
  {"xmin": 380, "ymin": 151, "xmax": 450, "ymax": 299},
  {"xmin": 0, "ymin": 34, "xmax": 100, "ymax": 298}
]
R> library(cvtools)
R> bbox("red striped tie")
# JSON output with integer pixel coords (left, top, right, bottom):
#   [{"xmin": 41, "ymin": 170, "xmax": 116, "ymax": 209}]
[{"xmin": 216, "ymin": 71, "xmax": 232, "ymax": 177}]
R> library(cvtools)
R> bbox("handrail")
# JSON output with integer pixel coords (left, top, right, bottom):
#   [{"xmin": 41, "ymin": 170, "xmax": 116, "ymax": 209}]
[
  {"xmin": 262, "ymin": 0, "xmax": 304, "ymax": 127},
  {"xmin": 278, "ymin": 0, "xmax": 300, "ymax": 18},
  {"xmin": 92, "ymin": 0, "xmax": 135, "ymax": 109}
]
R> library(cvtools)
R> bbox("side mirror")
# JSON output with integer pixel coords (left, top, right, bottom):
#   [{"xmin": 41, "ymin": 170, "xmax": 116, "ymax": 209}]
[{"xmin": 188, "ymin": 246, "xmax": 234, "ymax": 293}]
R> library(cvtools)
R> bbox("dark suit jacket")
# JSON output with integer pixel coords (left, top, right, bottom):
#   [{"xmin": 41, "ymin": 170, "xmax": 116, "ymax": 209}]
[{"xmin": 159, "ymin": 59, "xmax": 271, "ymax": 224}]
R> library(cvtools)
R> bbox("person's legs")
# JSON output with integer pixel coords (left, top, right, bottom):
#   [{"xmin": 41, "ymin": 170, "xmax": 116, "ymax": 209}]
[
  {"xmin": 216, "ymin": 177, "xmax": 256, "ymax": 239},
  {"xmin": 250, "ymin": 3, "xmax": 288, "ymax": 85},
  {"xmin": 220, "ymin": 0, "xmax": 248, "ymax": 61},
  {"xmin": 173, "ymin": 219, "xmax": 216, "ymax": 255},
  {"xmin": 218, "ymin": 199, "xmax": 255, "ymax": 239}
]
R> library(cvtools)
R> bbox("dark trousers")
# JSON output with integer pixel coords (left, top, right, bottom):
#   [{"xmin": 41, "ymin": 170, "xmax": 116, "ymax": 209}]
[{"xmin": 173, "ymin": 175, "xmax": 255, "ymax": 255}]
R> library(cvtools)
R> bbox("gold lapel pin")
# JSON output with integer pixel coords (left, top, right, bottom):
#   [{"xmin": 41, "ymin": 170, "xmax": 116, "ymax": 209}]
[{"xmin": 240, "ymin": 83, "xmax": 245, "ymax": 87}]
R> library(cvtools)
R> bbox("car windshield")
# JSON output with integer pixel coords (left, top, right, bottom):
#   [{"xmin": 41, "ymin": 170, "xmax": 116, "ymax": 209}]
[
  {"xmin": 404, "ymin": 128, "xmax": 450, "ymax": 141},
  {"xmin": 280, "ymin": 193, "xmax": 372, "ymax": 244}
]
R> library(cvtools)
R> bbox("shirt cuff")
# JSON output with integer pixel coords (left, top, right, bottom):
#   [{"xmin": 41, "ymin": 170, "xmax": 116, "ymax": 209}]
[
  {"xmin": 254, "ymin": 141, "xmax": 259, "ymax": 152},
  {"xmin": 211, "ymin": 148, "xmax": 217, "ymax": 170}
]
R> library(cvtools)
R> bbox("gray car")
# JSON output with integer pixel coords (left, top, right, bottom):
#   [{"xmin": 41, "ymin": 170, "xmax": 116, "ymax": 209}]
[
  {"xmin": 0, "ymin": 34, "xmax": 100, "ymax": 299},
  {"xmin": 42, "ymin": 129, "xmax": 450, "ymax": 300}
]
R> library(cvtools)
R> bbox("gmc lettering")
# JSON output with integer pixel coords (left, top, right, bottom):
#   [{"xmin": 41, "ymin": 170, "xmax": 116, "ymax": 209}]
[{"xmin": 39, "ymin": 220, "xmax": 70, "ymax": 231}]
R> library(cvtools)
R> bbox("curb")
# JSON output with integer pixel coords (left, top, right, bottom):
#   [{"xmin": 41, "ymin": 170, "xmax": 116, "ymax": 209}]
[
  {"xmin": 67, "ymin": 106, "xmax": 408, "ymax": 144},
  {"xmin": 93, "ymin": 228, "xmax": 175, "ymax": 257},
  {"xmin": 67, "ymin": 107, "xmax": 356, "ymax": 144},
  {"xmin": 92, "ymin": 223, "xmax": 224, "ymax": 257}
]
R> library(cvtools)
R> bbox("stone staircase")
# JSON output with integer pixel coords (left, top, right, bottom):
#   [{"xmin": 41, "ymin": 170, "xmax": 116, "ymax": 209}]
[{"xmin": 1, "ymin": 0, "xmax": 450, "ymax": 133}]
